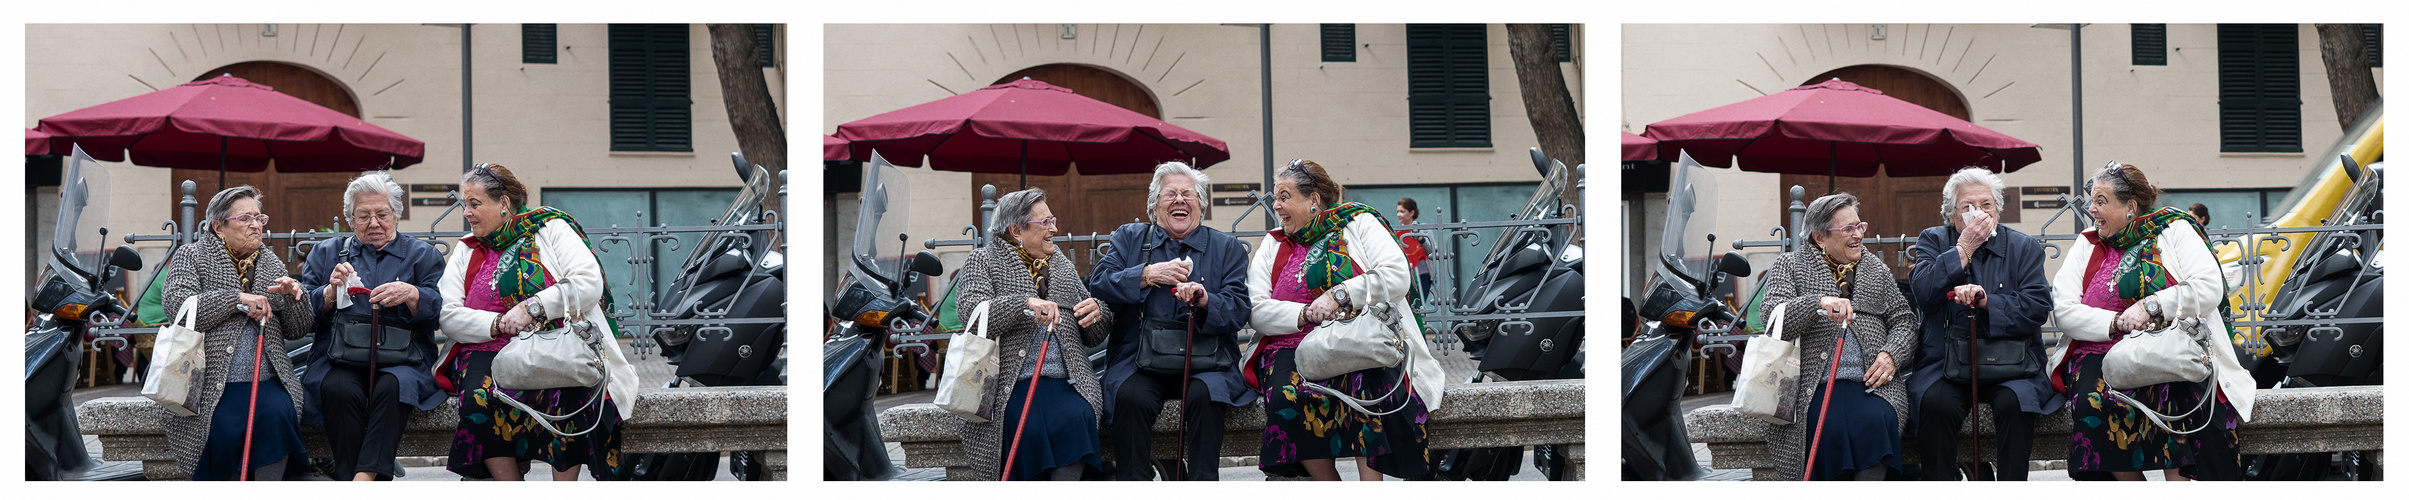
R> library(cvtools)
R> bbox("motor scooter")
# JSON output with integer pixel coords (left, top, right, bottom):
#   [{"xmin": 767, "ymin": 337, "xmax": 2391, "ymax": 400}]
[
  {"xmin": 824, "ymin": 153, "xmax": 946, "ymax": 480},
  {"xmin": 1622, "ymin": 152, "xmax": 1752, "ymax": 481},
  {"xmin": 26, "ymin": 147, "xmax": 148, "ymax": 481},
  {"xmin": 2240, "ymin": 155, "xmax": 2382, "ymax": 481}
]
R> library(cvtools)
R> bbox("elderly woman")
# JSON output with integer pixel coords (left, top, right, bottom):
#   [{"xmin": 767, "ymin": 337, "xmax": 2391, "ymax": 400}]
[
  {"xmin": 2049, "ymin": 162, "xmax": 2252, "ymax": 481},
  {"xmin": 959, "ymin": 188, "xmax": 1113, "ymax": 481},
  {"xmin": 163, "ymin": 186, "xmax": 314, "ymax": 480},
  {"xmin": 438, "ymin": 163, "xmax": 639, "ymax": 480},
  {"xmin": 296, "ymin": 172, "xmax": 448, "ymax": 481},
  {"xmin": 1246, "ymin": 159, "xmax": 1445, "ymax": 481},
  {"xmin": 1763, "ymin": 193, "xmax": 1916, "ymax": 481},
  {"xmin": 1906, "ymin": 167, "xmax": 2061, "ymax": 480},
  {"xmin": 1084, "ymin": 161, "xmax": 1254, "ymax": 480}
]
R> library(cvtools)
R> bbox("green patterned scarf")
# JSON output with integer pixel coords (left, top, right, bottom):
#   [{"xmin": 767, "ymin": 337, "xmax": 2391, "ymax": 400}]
[
  {"xmin": 2101, "ymin": 206, "xmax": 2236, "ymax": 340},
  {"xmin": 470, "ymin": 206, "xmax": 619, "ymax": 335},
  {"xmin": 1275, "ymin": 201, "xmax": 1427, "ymax": 307}
]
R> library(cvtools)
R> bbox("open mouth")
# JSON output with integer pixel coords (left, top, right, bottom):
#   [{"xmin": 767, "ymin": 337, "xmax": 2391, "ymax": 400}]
[{"xmin": 1168, "ymin": 207, "xmax": 1192, "ymax": 220}]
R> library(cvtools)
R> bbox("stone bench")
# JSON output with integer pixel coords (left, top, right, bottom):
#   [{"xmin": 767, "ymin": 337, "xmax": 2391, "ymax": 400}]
[
  {"xmin": 76, "ymin": 386, "xmax": 788, "ymax": 480},
  {"xmin": 878, "ymin": 379, "xmax": 1585, "ymax": 480},
  {"xmin": 1684, "ymin": 385, "xmax": 2383, "ymax": 480}
]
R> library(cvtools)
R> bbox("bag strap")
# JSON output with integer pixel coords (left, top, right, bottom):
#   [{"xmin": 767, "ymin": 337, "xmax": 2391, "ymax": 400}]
[
  {"xmin": 964, "ymin": 300, "xmax": 994, "ymax": 339},
  {"xmin": 176, "ymin": 296, "xmax": 201, "ymax": 330},
  {"xmin": 1767, "ymin": 302, "xmax": 1788, "ymax": 339},
  {"xmin": 1300, "ymin": 303, "xmax": 1417, "ymax": 416},
  {"xmin": 2106, "ymin": 369, "xmax": 2219, "ymax": 435},
  {"xmin": 491, "ymin": 325, "xmax": 613, "ymax": 437}
]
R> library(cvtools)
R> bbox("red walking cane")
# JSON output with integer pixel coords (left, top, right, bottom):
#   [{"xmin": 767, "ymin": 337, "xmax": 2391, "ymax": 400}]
[
  {"xmin": 1001, "ymin": 322, "xmax": 1054, "ymax": 481},
  {"xmin": 1802, "ymin": 324, "xmax": 1847, "ymax": 482},
  {"xmin": 239, "ymin": 314, "xmax": 270, "ymax": 481}
]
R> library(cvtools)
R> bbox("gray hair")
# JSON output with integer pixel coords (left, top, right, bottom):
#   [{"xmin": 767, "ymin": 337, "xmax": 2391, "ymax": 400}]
[
  {"xmin": 989, "ymin": 188, "xmax": 1049, "ymax": 240},
  {"xmin": 342, "ymin": 171, "xmax": 407, "ymax": 221},
  {"xmin": 202, "ymin": 185, "xmax": 264, "ymax": 233},
  {"xmin": 1801, "ymin": 192, "xmax": 1860, "ymax": 244},
  {"xmin": 1938, "ymin": 167, "xmax": 2007, "ymax": 223},
  {"xmin": 1145, "ymin": 161, "xmax": 1210, "ymax": 223}
]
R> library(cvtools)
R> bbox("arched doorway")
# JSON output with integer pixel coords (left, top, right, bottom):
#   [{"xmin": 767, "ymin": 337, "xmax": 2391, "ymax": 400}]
[
  {"xmin": 176, "ymin": 61, "xmax": 364, "ymax": 273},
  {"xmin": 1779, "ymin": 65, "xmax": 1976, "ymax": 243},
  {"xmin": 970, "ymin": 64, "xmax": 1162, "ymax": 273}
]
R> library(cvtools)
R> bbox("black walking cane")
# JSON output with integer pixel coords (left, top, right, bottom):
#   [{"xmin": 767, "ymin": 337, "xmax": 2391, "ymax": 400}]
[{"xmin": 1172, "ymin": 304, "xmax": 1198, "ymax": 481}]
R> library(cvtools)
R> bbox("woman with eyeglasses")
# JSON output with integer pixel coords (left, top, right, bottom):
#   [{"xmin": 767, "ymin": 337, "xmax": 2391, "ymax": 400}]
[
  {"xmin": 293, "ymin": 171, "xmax": 449, "ymax": 480},
  {"xmin": 1760, "ymin": 192, "xmax": 1918, "ymax": 481},
  {"xmin": 956, "ymin": 188, "xmax": 1114, "ymax": 481},
  {"xmin": 2048, "ymin": 162, "xmax": 2251, "ymax": 480},
  {"xmin": 437, "ymin": 163, "xmax": 639, "ymax": 480},
  {"xmin": 161, "ymin": 185, "xmax": 315, "ymax": 480}
]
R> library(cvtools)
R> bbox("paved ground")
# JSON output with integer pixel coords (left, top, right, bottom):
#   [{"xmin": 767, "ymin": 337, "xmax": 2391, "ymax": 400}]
[{"xmin": 1677, "ymin": 391, "xmax": 2120, "ymax": 481}]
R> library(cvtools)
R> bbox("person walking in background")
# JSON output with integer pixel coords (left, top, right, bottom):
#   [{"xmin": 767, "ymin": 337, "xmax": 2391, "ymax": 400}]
[{"xmin": 1395, "ymin": 198, "xmax": 1434, "ymax": 303}]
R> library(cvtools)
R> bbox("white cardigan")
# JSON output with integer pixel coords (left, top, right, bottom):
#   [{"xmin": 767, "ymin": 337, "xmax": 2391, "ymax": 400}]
[
  {"xmin": 439, "ymin": 219, "xmax": 641, "ymax": 419},
  {"xmin": 1246, "ymin": 213, "xmax": 1447, "ymax": 411},
  {"xmin": 2047, "ymin": 219, "xmax": 2253, "ymax": 422}
]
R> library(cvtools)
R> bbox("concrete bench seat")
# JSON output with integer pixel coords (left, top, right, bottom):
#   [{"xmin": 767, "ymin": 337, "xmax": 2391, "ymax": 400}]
[
  {"xmin": 878, "ymin": 379, "xmax": 1586, "ymax": 480},
  {"xmin": 76, "ymin": 386, "xmax": 788, "ymax": 480},
  {"xmin": 1684, "ymin": 385, "xmax": 2383, "ymax": 480}
]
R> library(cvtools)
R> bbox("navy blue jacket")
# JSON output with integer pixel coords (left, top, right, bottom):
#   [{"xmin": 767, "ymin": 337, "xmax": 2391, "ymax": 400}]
[
  {"xmin": 1905, "ymin": 224, "xmax": 2065, "ymax": 430},
  {"xmin": 297, "ymin": 236, "xmax": 449, "ymax": 426},
  {"xmin": 1084, "ymin": 223, "xmax": 1257, "ymax": 426}
]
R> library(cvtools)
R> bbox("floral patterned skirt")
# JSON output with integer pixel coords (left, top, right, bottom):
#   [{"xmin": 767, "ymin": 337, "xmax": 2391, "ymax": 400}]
[
  {"xmin": 445, "ymin": 350, "xmax": 629, "ymax": 480},
  {"xmin": 2064, "ymin": 350, "xmax": 2241, "ymax": 476},
  {"xmin": 1254, "ymin": 344, "xmax": 1431, "ymax": 478}
]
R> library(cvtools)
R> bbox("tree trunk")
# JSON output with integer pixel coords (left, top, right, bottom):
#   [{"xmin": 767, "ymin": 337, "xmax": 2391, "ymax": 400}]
[
  {"xmin": 1505, "ymin": 24, "xmax": 1583, "ymax": 228},
  {"xmin": 2314, "ymin": 24, "xmax": 2380, "ymax": 131},
  {"xmin": 706, "ymin": 24, "xmax": 787, "ymax": 208}
]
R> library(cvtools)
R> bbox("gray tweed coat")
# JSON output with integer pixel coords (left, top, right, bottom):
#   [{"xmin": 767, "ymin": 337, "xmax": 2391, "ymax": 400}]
[
  {"xmin": 161, "ymin": 233, "xmax": 313, "ymax": 475},
  {"xmin": 955, "ymin": 242, "xmax": 1112, "ymax": 481},
  {"xmin": 1761, "ymin": 244, "xmax": 1918, "ymax": 481}
]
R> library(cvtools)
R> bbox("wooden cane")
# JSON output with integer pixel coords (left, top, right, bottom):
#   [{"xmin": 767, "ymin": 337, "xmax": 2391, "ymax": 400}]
[
  {"xmin": 240, "ymin": 315, "xmax": 269, "ymax": 481},
  {"xmin": 1803, "ymin": 333, "xmax": 1846, "ymax": 482},
  {"xmin": 1174, "ymin": 306, "xmax": 1197, "ymax": 481},
  {"xmin": 1001, "ymin": 323, "xmax": 1054, "ymax": 481}
]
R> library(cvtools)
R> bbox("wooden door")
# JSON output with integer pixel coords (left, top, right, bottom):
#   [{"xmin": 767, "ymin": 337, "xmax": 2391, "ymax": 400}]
[
  {"xmin": 971, "ymin": 65, "xmax": 1161, "ymax": 273},
  {"xmin": 1781, "ymin": 66, "xmax": 1968, "ymax": 246},
  {"xmin": 174, "ymin": 62, "xmax": 363, "ymax": 274}
]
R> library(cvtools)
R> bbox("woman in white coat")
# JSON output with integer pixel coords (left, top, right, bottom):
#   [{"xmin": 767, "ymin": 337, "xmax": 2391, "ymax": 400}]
[
  {"xmin": 437, "ymin": 163, "xmax": 640, "ymax": 480},
  {"xmin": 1245, "ymin": 159, "xmax": 1445, "ymax": 481},
  {"xmin": 2049, "ymin": 162, "xmax": 2252, "ymax": 481}
]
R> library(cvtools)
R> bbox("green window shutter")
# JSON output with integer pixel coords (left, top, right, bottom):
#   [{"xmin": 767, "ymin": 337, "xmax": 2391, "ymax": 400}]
[
  {"xmin": 2365, "ymin": 24, "xmax": 2382, "ymax": 68},
  {"xmin": 1408, "ymin": 24, "xmax": 1490, "ymax": 148},
  {"xmin": 609, "ymin": 24, "xmax": 693, "ymax": 153},
  {"xmin": 2131, "ymin": 24, "xmax": 2166, "ymax": 66},
  {"xmin": 1551, "ymin": 24, "xmax": 1572, "ymax": 63},
  {"xmin": 1321, "ymin": 24, "xmax": 1355, "ymax": 62},
  {"xmin": 2217, "ymin": 24, "xmax": 2303, "ymax": 153},
  {"xmin": 754, "ymin": 24, "xmax": 776, "ymax": 68},
  {"xmin": 522, "ymin": 24, "xmax": 557, "ymax": 64}
]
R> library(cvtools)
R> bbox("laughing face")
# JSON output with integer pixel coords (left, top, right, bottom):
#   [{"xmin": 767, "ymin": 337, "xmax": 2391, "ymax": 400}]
[
  {"xmin": 1815, "ymin": 205, "xmax": 1867, "ymax": 264},
  {"xmin": 1154, "ymin": 173, "xmax": 1202, "ymax": 239},
  {"xmin": 1271, "ymin": 177, "xmax": 1322, "ymax": 232}
]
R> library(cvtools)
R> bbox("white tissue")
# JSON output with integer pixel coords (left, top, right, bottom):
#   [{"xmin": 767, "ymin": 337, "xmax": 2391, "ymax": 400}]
[{"xmin": 333, "ymin": 273, "xmax": 366, "ymax": 309}]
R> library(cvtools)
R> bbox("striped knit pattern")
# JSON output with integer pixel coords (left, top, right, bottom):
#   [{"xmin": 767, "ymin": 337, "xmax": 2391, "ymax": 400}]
[
  {"xmin": 955, "ymin": 242, "xmax": 1113, "ymax": 481},
  {"xmin": 1761, "ymin": 244, "xmax": 1919, "ymax": 481},
  {"xmin": 161, "ymin": 233, "xmax": 314, "ymax": 475}
]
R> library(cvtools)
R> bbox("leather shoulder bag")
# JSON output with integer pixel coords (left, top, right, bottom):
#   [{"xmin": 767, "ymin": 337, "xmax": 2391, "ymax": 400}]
[
  {"xmin": 491, "ymin": 261, "xmax": 612, "ymax": 437},
  {"xmin": 1132, "ymin": 225, "xmax": 1235, "ymax": 377},
  {"xmin": 325, "ymin": 238, "xmax": 427, "ymax": 370}
]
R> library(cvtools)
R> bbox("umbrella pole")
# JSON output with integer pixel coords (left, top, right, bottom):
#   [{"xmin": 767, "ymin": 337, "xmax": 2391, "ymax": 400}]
[
  {"xmin": 219, "ymin": 136, "xmax": 229, "ymax": 193},
  {"xmin": 1825, "ymin": 142, "xmax": 1836, "ymax": 195},
  {"xmin": 1019, "ymin": 140, "xmax": 1029, "ymax": 190}
]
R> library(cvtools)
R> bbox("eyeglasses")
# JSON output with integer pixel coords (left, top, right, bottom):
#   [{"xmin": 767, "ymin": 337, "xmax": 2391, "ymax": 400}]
[
  {"xmin": 1026, "ymin": 216, "xmax": 1059, "ymax": 228},
  {"xmin": 1824, "ymin": 222, "xmax": 1870, "ymax": 235},
  {"xmin": 1962, "ymin": 201, "xmax": 1999, "ymax": 212},
  {"xmin": 351, "ymin": 211, "xmax": 397, "ymax": 224},
  {"xmin": 223, "ymin": 213, "xmax": 271, "ymax": 225},
  {"xmin": 1161, "ymin": 190, "xmax": 1201, "ymax": 201}
]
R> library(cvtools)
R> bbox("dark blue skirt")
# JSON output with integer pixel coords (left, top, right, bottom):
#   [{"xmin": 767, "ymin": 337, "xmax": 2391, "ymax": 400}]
[
  {"xmin": 999, "ymin": 377, "xmax": 1100, "ymax": 481},
  {"xmin": 192, "ymin": 379, "xmax": 308, "ymax": 481},
  {"xmin": 1804, "ymin": 379, "xmax": 1902, "ymax": 481}
]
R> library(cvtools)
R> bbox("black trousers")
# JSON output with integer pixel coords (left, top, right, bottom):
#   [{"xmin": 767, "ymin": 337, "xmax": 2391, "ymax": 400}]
[
  {"xmin": 1916, "ymin": 380, "xmax": 2035, "ymax": 480},
  {"xmin": 321, "ymin": 367, "xmax": 404, "ymax": 479},
  {"xmin": 1110, "ymin": 371, "xmax": 1226, "ymax": 481}
]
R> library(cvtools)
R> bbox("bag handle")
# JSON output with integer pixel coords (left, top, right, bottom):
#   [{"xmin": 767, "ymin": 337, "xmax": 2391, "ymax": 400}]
[
  {"xmin": 1300, "ymin": 303, "xmax": 1417, "ymax": 416},
  {"xmin": 175, "ymin": 296, "xmax": 201, "ymax": 330},
  {"xmin": 1766, "ymin": 302, "xmax": 1789, "ymax": 339},
  {"xmin": 964, "ymin": 300, "xmax": 994, "ymax": 339},
  {"xmin": 2107, "ymin": 369, "xmax": 2219, "ymax": 435},
  {"xmin": 493, "ymin": 371, "xmax": 611, "ymax": 437}
]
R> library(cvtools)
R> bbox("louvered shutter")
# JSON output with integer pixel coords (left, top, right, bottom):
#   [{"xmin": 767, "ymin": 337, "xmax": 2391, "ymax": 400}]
[
  {"xmin": 1322, "ymin": 24, "xmax": 1355, "ymax": 62},
  {"xmin": 1551, "ymin": 24, "xmax": 1572, "ymax": 63},
  {"xmin": 1408, "ymin": 24, "xmax": 1490, "ymax": 148},
  {"xmin": 2217, "ymin": 24, "xmax": 2302, "ymax": 153},
  {"xmin": 2132, "ymin": 24, "xmax": 2166, "ymax": 66},
  {"xmin": 754, "ymin": 24, "xmax": 776, "ymax": 68},
  {"xmin": 610, "ymin": 24, "xmax": 693, "ymax": 153},
  {"xmin": 523, "ymin": 24, "xmax": 557, "ymax": 64}
]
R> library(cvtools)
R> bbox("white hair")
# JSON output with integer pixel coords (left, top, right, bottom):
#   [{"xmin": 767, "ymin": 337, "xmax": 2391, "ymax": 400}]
[
  {"xmin": 1939, "ymin": 167, "xmax": 2007, "ymax": 224},
  {"xmin": 1144, "ymin": 161, "xmax": 1210, "ymax": 223},
  {"xmin": 342, "ymin": 171, "xmax": 407, "ymax": 221},
  {"xmin": 990, "ymin": 188, "xmax": 1048, "ymax": 240}
]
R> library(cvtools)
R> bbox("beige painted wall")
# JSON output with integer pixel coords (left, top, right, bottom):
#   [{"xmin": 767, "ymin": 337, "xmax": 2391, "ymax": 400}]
[
  {"xmin": 1623, "ymin": 23, "xmax": 2381, "ymax": 294},
  {"xmin": 827, "ymin": 23, "xmax": 1584, "ymax": 266},
  {"xmin": 26, "ymin": 23, "xmax": 787, "ymax": 263}
]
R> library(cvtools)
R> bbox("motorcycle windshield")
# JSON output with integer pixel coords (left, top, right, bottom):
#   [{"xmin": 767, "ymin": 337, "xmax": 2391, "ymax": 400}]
[
  {"xmin": 851, "ymin": 151, "xmax": 911, "ymax": 286},
  {"xmin": 673, "ymin": 162, "xmax": 775, "ymax": 275},
  {"xmin": 51, "ymin": 145, "xmax": 112, "ymax": 280},
  {"xmin": 1658, "ymin": 151, "xmax": 1719, "ymax": 286},
  {"xmin": 1472, "ymin": 155, "xmax": 1579, "ymax": 275}
]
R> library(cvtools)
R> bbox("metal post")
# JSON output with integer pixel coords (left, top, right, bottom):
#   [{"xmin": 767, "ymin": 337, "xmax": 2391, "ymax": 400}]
[
  {"xmin": 1259, "ymin": 23, "xmax": 1275, "ymax": 231},
  {"xmin": 1787, "ymin": 185, "xmax": 1807, "ymax": 252},
  {"xmin": 180, "ymin": 180, "xmax": 198, "ymax": 246},
  {"xmin": 978, "ymin": 184, "xmax": 998, "ymax": 248},
  {"xmin": 2069, "ymin": 24, "xmax": 2085, "ymax": 202},
  {"xmin": 461, "ymin": 23, "xmax": 475, "ymax": 232}
]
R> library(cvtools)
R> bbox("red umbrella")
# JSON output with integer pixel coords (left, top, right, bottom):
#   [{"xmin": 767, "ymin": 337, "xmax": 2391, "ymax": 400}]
[
  {"xmin": 1642, "ymin": 79, "xmax": 2040, "ymax": 177},
  {"xmin": 833, "ymin": 78, "xmax": 1229, "ymax": 183},
  {"xmin": 1622, "ymin": 131, "xmax": 1658, "ymax": 162},
  {"xmin": 824, "ymin": 135, "xmax": 851, "ymax": 161},
  {"xmin": 27, "ymin": 129, "xmax": 54, "ymax": 155},
  {"xmin": 29, "ymin": 75, "xmax": 425, "ymax": 176}
]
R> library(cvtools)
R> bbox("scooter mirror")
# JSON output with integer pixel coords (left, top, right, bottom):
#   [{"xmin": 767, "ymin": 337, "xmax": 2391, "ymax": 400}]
[
  {"xmin": 1529, "ymin": 147, "xmax": 1551, "ymax": 177},
  {"xmin": 909, "ymin": 251, "xmax": 944, "ymax": 278},
  {"xmin": 2339, "ymin": 154, "xmax": 2361, "ymax": 182},
  {"xmin": 1716, "ymin": 251, "xmax": 1750, "ymax": 278},
  {"xmin": 730, "ymin": 152, "xmax": 755, "ymax": 183},
  {"xmin": 108, "ymin": 245, "xmax": 145, "ymax": 272}
]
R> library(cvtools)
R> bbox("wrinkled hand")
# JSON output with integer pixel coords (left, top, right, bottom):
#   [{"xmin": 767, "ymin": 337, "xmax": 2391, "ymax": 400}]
[
  {"xmin": 237, "ymin": 293, "xmax": 274, "ymax": 322},
  {"xmin": 329, "ymin": 263, "xmax": 358, "ymax": 289},
  {"xmin": 497, "ymin": 302, "xmax": 537, "ymax": 334},
  {"xmin": 1173, "ymin": 282, "xmax": 1209, "ymax": 307},
  {"xmin": 370, "ymin": 281, "xmax": 419, "ymax": 308},
  {"xmin": 1027, "ymin": 297, "xmax": 1061, "ymax": 327},
  {"xmin": 1072, "ymin": 298, "xmax": 1104, "ymax": 328},
  {"xmin": 265, "ymin": 277, "xmax": 306, "ymax": 301},
  {"xmin": 1952, "ymin": 284, "xmax": 1989, "ymax": 308},
  {"xmin": 1144, "ymin": 261, "xmax": 1192, "ymax": 287},
  {"xmin": 1865, "ymin": 352, "xmax": 1898, "ymax": 389},
  {"xmin": 1306, "ymin": 292, "xmax": 1343, "ymax": 323},
  {"xmin": 1817, "ymin": 296, "xmax": 1854, "ymax": 326},
  {"xmin": 2115, "ymin": 301, "xmax": 2154, "ymax": 334}
]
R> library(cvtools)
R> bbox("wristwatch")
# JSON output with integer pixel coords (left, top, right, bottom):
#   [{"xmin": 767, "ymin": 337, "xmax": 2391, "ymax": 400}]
[
  {"xmin": 525, "ymin": 299, "xmax": 549, "ymax": 323},
  {"xmin": 1332, "ymin": 285, "xmax": 1354, "ymax": 312}
]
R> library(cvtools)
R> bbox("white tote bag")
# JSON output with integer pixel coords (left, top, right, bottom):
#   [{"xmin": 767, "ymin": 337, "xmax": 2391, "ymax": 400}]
[
  {"xmin": 935, "ymin": 300, "xmax": 1000, "ymax": 423},
  {"xmin": 1732, "ymin": 303, "xmax": 1801, "ymax": 424},
  {"xmin": 492, "ymin": 283, "xmax": 612, "ymax": 437},
  {"xmin": 142, "ymin": 296, "xmax": 207, "ymax": 417}
]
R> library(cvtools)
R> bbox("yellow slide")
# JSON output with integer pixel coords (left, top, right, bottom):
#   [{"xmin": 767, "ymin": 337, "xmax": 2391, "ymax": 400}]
[{"xmin": 2217, "ymin": 109, "xmax": 2383, "ymax": 357}]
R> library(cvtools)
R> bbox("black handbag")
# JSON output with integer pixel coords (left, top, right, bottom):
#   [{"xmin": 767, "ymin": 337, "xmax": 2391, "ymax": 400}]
[
  {"xmin": 1129, "ymin": 225, "xmax": 1235, "ymax": 377},
  {"xmin": 322, "ymin": 238, "xmax": 427, "ymax": 370},
  {"xmin": 1942, "ymin": 308, "xmax": 2043, "ymax": 384}
]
